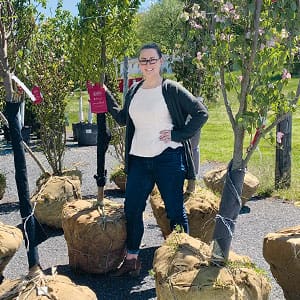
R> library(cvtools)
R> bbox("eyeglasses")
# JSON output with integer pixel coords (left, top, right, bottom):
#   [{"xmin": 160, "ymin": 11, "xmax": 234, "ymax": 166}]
[{"xmin": 138, "ymin": 58, "xmax": 160, "ymax": 65}]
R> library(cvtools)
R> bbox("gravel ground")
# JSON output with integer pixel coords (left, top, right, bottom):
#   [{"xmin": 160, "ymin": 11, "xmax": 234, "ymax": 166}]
[{"xmin": 1, "ymin": 135, "xmax": 300, "ymax": 299}]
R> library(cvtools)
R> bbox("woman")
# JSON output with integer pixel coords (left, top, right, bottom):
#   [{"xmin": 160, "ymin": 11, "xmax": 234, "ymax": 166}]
[{"xmin": 105, "ymin": 43, "xmax": 208, "ymax": 276}]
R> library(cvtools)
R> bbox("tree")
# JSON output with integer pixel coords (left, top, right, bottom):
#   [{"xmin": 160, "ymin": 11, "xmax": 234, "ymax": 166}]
[
  {"xmin": 172, "ymin": 1, "xmax": 220, "ymax": 101},
  {"xmin": 77, "ymin": 0, "xmax": 141, "ymax": 84},
  {"xmin": 136, "ymin": 0, "xmax": 220, "ymax": 102},
  {"xmin": 75, "ymin": 0, "xmax": 142, "ymax": 157},
  {"xmin": 0, "ymin": 0, "xmax": 48, "ymax": 273},
  {"xmin": 136, "ymin": 0, "xmax": 184, "ymax": 54},
  {"xmin": 0, "ymin": 0, "xmax": 46, "ymax": 106},
  {"xmin": 75, "ymin": 0, "xmax": 142, "ymax": 207},
  {"xmin": 182, "ymin": 0, "xmax": 300, "ymax": 261},
  {"xmin": 24, "ymin": 3, "xmax": 74, "ymax": 175}
]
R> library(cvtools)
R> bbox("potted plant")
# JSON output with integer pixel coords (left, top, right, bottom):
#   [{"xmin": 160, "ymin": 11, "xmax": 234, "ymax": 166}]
[{"xmin": 110, "ymin": 164, "xmax": 126, "ymax": 191}]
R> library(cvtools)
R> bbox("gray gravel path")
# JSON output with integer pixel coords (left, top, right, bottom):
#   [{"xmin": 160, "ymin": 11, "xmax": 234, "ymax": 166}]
[{"xmin": 1, "ymin": 135, "xmax": 299, "ymax": 299}]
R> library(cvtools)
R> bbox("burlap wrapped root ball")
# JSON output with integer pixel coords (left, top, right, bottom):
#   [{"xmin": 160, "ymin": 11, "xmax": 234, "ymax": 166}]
[
  {"xmin": 203, "ymin": 166, "xmax": 259, "ymax": 205},
  {"xmin": 0, "ymin": 222, "xmax": 23, "ymax": 276},
  {"xmin": 31, "ymin": 175, "xmax": 81, "ymax": 228},
  {"xmin": 0, "ymin": 274, "xmax": 97, "ymax": 299},
  {"xmin": 150, "ymin": 185, "xmax": 220, "ymax": 243},
  {"xmin": 263, "ymin": 225, "xmax": 300, "ymax": 300},
  {"xmin": 62, "ymin": 198, "xmax": 126, "ymax": 274},
  {"xmin": 153, "ymin": 232, "xmax": 271, "ymax": 300}
]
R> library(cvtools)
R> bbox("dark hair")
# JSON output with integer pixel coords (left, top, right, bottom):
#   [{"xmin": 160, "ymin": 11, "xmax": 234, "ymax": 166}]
[{"xmin": 139, "ymin": 43, "xmax": 162, "ymax": 58}]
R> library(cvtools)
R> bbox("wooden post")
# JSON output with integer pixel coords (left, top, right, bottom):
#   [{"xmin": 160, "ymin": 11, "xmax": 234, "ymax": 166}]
[{"xmin": 275, "ymin": 113, "xmax": 292, "ymax": 189}]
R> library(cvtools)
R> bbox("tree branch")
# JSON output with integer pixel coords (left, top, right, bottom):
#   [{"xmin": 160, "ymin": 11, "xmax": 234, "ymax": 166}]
[
  {"xmin": 292, "ymin": 78, "xmax": 300, "ymax": 105},
  {"xmin": 239, "ymin": 0, "xmax": 262, "ymax": 114},
  {"xmin": 244, "ymin": 77, "xmax": 300, "ymax": 165},
  {"xmin": 0, "ymin": 16, "xmax": 5, "ymax": 49},
  {"xmin": 4, "ymin": 2, "xmax": 14, "ymax": 40},
  {"xmin": 220, "ymin": 65, "xmax": 235, "ymax": 128}
]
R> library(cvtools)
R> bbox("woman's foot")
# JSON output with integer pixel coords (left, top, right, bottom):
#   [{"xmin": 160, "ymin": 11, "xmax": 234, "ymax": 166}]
[{"xmin": 111, "ymin": 257, "xmax": 141, "ymax": 277}]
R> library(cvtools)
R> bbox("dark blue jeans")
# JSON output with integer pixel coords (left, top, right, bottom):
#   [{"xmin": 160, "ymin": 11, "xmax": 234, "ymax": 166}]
[{"xmin": 125, "ymin": 147, "xmax": 189, "ymax": 253}]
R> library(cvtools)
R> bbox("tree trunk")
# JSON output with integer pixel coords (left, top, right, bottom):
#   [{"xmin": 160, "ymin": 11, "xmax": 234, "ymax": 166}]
[
  {"xmin": 0, "ymin": 33, "xmax": 13, "ymax": 100},
  {"xmin": 5, "ymin": 102, "xmax": 47, "ymax": 268},
  {"xmin": 212, "ymin": 160, "xmax": 245, "ymax": 261},
  {"xmin": 96, "ymin": 27, "xmax": 109, "ymax": 210},
  {"xmin": 3, "ymin": 74, "xmax": 14, "ymax": 102},
  {"xmin": 212, "ymin": 126, "xmax": 246, "ymax": 261}
]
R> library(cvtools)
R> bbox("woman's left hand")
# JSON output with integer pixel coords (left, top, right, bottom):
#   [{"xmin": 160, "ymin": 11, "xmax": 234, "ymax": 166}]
[{"xmin": 159, "ymin": 130, "xmax": 171, "ymax": 143}]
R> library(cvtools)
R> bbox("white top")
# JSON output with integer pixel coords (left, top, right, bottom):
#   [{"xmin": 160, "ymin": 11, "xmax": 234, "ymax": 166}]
[{"xmin": 128, "ymin": 85, "xmax": 182, "ymax": 157}]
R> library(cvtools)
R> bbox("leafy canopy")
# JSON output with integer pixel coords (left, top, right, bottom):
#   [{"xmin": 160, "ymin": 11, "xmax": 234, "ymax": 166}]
[{"xmin": 181, "ymin": 0, "xmax": 300, "ymax": 169}]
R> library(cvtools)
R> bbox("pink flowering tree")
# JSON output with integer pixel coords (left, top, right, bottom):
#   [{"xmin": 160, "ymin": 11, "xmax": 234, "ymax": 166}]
[
  {"xmin": 173, "ymin": 2, "xmax": 220, "ymax": 102},
  {"xmin": 182, "ymin": 0, "xmax": 300, "ymax": 261},
  {"xmin": 184, "ymin": 0, "xmax": 299, "ymax": 169}
]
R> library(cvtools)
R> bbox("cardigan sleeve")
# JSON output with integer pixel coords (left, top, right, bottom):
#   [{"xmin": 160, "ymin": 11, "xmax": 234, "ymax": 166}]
[
  {"xmin": 105, "ymin": 89, "xmax": 127, "ymax": 126},
  {"xmin": 169, "ymin": 82, "xmax": 209, "ymax": 142}
]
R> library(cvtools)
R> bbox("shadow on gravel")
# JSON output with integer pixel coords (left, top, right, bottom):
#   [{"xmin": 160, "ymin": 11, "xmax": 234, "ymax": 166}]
[
  {"xmin": 40, "ymin": 225, "xmax": 64, "ymax": 238},
  {"xmin": 82, "ymin": 188, "xmax": 125, "ymax": 200},
  {"xmin": 14, "ymin": 222, "xmax": 64, "ymax": 239},
  {"xmin": 0, "ymin": 145, "xmax": 13, "ymax": 155},
  {"xmin": 239, "ymin": 205, "xmax": 250, "ymax": 214},
  {"xmin": 0, "ymin": 140, "xmax": 43, "ymax": 154},
  {"xmin": 105, "ymin": 188, "xmax": 125, "ymax": 199},
  {"xmin": 0, "ymin": 202, "xmax": 19, "ymax": 214},
  {"xmin": 65, "ymin": 143, "xmax": 79, "ymax": 149},
  {"xmin": 44, "ymin": 246, "xmax": 158, "ymax": 300}
]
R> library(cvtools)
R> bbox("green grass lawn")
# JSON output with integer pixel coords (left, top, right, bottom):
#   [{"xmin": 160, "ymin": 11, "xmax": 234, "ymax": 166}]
[
  {"xmin": 201, "ymin": 78, "xmax": 300, "ymax": 202},
  {"xmin": 65, "ymin": 78, "xmax": 300, "ymax": 202},
  {"xmin": 65, "ymin": 90, "xmax": 91, "ymax": 126}
]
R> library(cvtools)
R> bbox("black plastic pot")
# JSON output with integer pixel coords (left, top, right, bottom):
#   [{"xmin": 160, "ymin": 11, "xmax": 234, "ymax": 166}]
[
  {"xmin": 72, "ymin": 122, "xmax": 81, "ymax": 141},
  {"xmin": 77, "ymin": 123, "xmax": 98, "ymax": 146}
]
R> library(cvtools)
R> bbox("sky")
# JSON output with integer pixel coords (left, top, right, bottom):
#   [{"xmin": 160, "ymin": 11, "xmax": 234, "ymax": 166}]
[{"xmin": 39, "ymin": 0, "xmax": 156, "ymax": 16}]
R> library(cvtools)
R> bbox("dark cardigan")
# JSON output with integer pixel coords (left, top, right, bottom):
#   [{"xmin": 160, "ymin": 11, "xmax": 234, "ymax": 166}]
[{"xmin": 106, "ymin": 79, "xmax": 208, "ymax": 179}]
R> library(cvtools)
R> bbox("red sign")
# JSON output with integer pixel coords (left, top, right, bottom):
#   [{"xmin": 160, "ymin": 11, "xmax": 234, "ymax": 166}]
[
  {"xmin": 32, "ymin": 86, "xmax": 43, "ymax": 104},
  {"xmin": 118, "ymin": 79, "xmax": 124, "ymax": 93},
  {"xmin": 88, "ymin": 83, "xmax": 107, "ymax": 113},
  {"xmin": 86, "ymin": 80, "xmax": 93, "ymax": 93},
  {"xmin": 117, "ymin": 77, "xmax": 143, "ymax": 92},
  {"xmin": 128, "ymin": 77, "xmax": 143, "ymax": 88}
]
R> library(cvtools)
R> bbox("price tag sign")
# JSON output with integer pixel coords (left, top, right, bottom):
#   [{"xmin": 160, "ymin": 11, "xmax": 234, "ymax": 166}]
[
  {"xmin": 88, "ymin": 83, "xmax": 107, "ymax": 113},
  {"xmin": 32, "ymin": 86, "xmax": 43, "ymax": 104}
]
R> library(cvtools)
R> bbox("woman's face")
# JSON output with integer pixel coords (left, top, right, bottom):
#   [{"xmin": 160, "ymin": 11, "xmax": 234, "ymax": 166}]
[{"xmin": 138, "ymin": 48, "xmax": 162, "ymax": 79}]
